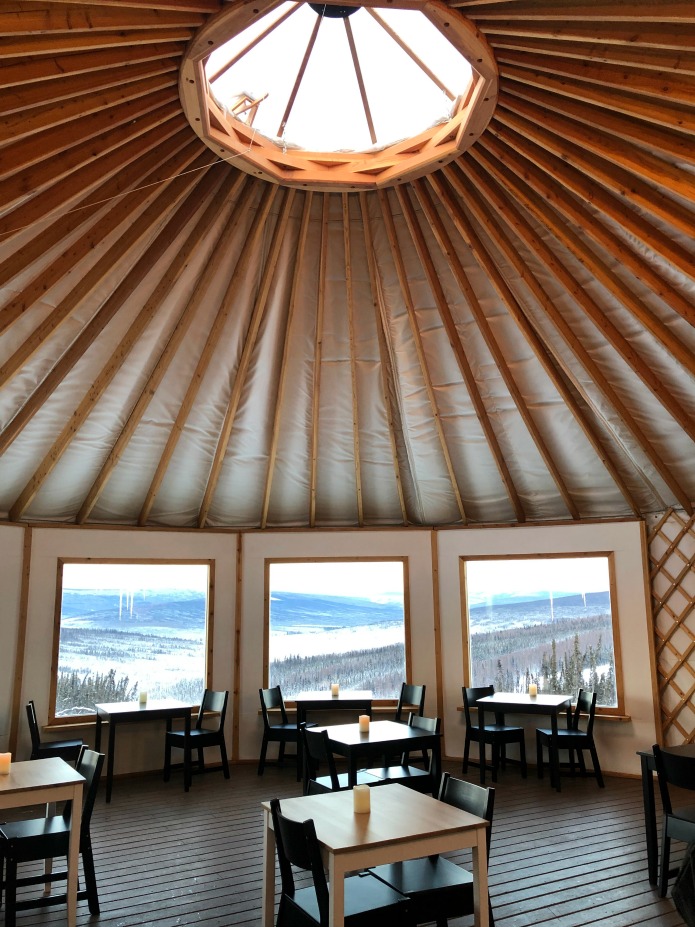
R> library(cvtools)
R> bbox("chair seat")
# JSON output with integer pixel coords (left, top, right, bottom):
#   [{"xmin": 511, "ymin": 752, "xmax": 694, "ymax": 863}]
[
  {"xmin": 370, "ymin": 857, "xmax": 473, "ymax": 920},
  {"xmin": 284, "ymin": 871, "xmax": 410, "ymax": 925},
  {"xmin": 536, "ymin": 727, "xmax": 590, "ymax": 743},
  {"xmin": 366, "ymin": 765, "xmax": 434, "ymax": 792},
  {"xmin": 0, "ymin": 818, "xmax": 71, "ymax": 863},
  {"xmin": 311, "ymin": 769, "xmax": 382, "ymax": 793},
  {"xmin": 166, "ymin": 727, "xmax": 224, "ymax": 746},
  {"xmin": 477, "ymin": 724, "xmax": 524, "ymax": 737}
]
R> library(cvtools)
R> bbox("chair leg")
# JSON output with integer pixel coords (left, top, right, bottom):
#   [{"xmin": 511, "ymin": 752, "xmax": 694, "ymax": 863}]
[
  {"xmin": 258, "ymin": 734, "xmax": 269, "ymax": 775},
  {"xmin": 519, "ymin": 737, "xmax": 527, "ymax": 779},
  {"xmin": 219, "ymin": 737, "xmax": 230, "ymax": 779},
  {"xmin": 81, "ymin": 837, "xmax": 101, "ymax": 915},
  {"xmin": 659, "ymin": 822, "xmax": 671, "ymax": 897},
  {"xmin": 197, "ymin": 746, "xmax": 205, "ymax": 773},
  {"xmin": 589, "ymin": 745, "xmax": 604, "ymax": 787},
  {"xmin": 478, "ymin": 742, "xmax": 487, "ymax": 784},
  {"xmin": 491, "ymin": 743, "xmax": 499, "ymax": 783},
  {"xmin": 183, "ymin": 745, "xmax": 192, "ymax": 792},
  {"xmin": 536, "ymin": 733, "xmax": 544, "ymax": 779},
  {"xmin": 4, "ymin": 856, "xmax": 17, "ymax": 927},
  {"xmin": 462, "ymin": 733, "xmax": 471, "ymax": 774}
]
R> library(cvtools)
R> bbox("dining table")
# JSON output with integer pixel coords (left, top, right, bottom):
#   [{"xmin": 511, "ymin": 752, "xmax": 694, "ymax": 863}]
[
  {"xmin": 261, "ymin": 782, "xmax": 490, "ymax": 927},
  {"xmin": 319, "ymin": 718, "xmax": 442, "ymax": 789},
  {"xmin": 0, "ymin": 757, "xmax": 85, "ymax": 927},
  {"xmin": 475, "ymin": 691, "xmax": 573, "ymax": 791},
  {"xmin": 94, "ymin": 698, "xmax": 193, "ymax": 801},
  {"xmin": 292, "ymin": 690, "xmax": 373, "ymax": 727},
  {"xmin": 637, "ymin": 743, "xmax": 695, "ymax": 885}
]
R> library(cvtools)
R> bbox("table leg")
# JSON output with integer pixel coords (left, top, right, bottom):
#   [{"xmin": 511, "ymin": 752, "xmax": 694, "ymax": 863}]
[
  {"xmin": 348, "ymin": 753, "xmax": 357, "ymax": 788},
  {"xmin": 328, "ymin": 853, "xmax": 345, "ymax": 927},
  {"xmin": 471, "ymin": 830, "xmax": 490, "ymax": 927},
  {"xmin": 66, "ymin": 781, "xmax": 83, "ymax": 927},
  {"xmin": 641, "ymin": 754, "xmax": 658, "ymax": 884},
  {"xmin": 95, "ymin": 714, "xmax": 102, "ymax": 752},
  {"xmin": 262, "ymin": 809, "xmax": 276, "ymax": 927},
  {"xmin": 105, "ymin": 717, "xmax": 116, "ymax": 802}
]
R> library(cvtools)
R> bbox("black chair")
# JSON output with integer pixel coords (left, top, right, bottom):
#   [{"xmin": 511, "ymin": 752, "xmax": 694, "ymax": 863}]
[
  {"xmin": 462, "ymin": 685, "xmax": 527, "ymax": 784},
  {"xmin": 536, "ymin": 688, "xmax": 604, "ymax": 790},
  {"xmin": 26, "ymin": 700, "xmax": 83, "ymax": 763},
  {"xmin": 0, "ymin": 746, "xmax": 104, "ymax": 927},
  {"xmin": 269, "ymin": 797, "xmax": 413, "ymax": 927},
  {"xmin": 163, "ymin": 688, "xmax": 230, "ymax": 791},
  {"xmin": 368, "ymin": 771, "xmax": 495, "ymax": 927},
  {"xmin": 395, "ymin": 683, "xmax": 426, "ymax": 722},
  {"xmin": 366, "ymin": 713, "xmax": 441, "ymax": 795},
  {"xmin": 300, "ymin": 724, "xmax": 381, "ymax": 795},
  {"xmin": 258, "ymin": 686, "xmax": 310, "ymax": 779},
  {"xmin": 653, "ymin": 744, "xmax": 695, "ymax": 897}
]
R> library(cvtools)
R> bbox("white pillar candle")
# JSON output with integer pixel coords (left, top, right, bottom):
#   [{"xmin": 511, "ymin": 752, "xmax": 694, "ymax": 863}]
[
  {"xmin": 139, "ymin": 690, "xmax": 148, "ymax": 706},
  {"xmin": 0, "ymin": 753, "xmax": 11, "ymax": 775},
  {"xmin": 358, "ymin": 714, "xmax": 370, "ymax": 733},
  {"xmin": 528, "ymin": 683, "xmax": 538, "ymax": 697},
  {"xmin": 330, "ymin": 683, "xmax": 339, "ymax": 697},
  {"xmin": 353, "ymin": 784, "xmax": 371, "ymax": 814}
]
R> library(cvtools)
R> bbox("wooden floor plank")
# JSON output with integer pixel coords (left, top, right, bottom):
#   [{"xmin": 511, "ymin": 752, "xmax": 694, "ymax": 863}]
[{"xmin": 4, "ymin": 759, "xmax": 685, "ymax": 927}]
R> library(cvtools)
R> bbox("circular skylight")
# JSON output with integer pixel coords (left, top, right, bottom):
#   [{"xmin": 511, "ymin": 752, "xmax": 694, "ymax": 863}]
[{"xmin": 181, "ymin": 0, "xmax": 498, "ymax": 190}]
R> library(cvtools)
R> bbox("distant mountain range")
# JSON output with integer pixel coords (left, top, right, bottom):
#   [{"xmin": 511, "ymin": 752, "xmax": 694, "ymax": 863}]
[{"xmin": 270, "ymin": 591, "xmax": 404, "ymax": 631}]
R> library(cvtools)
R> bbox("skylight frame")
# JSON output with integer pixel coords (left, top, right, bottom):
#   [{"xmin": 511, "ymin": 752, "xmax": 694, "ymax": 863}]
[{"xmin": 180, "ymin": 0, "xmax": 498, "ymax": 191}]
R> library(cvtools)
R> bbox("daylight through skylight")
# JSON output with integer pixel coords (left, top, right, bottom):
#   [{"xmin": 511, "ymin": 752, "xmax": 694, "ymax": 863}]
[{"xmin": 205, "ymin": 3, "xmax": 473, "ymax": 153}]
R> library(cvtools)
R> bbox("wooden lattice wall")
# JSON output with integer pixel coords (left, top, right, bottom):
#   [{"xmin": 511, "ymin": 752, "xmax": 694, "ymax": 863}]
[{"xmin": 648, "ymin": 509, "xmax": 695, "ymax": 745}]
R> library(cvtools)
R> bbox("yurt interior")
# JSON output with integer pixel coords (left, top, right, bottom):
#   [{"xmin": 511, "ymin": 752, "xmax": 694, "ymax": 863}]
[{"xmin": 1, "ymin": 1, "xmax": 694, "ymax": 925}]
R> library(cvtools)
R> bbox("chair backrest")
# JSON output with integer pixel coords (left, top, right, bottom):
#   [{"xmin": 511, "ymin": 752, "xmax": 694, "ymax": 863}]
[
  {"xmin": 26, "ymin": 700, "xmax": 42, "ymax": 757},
  {"xmin": 270, "ymin": 797, "xmax": 330, "ymax": 923},
  {"xmin": 63, "ymin": 746, "xmax": 105, "ymax": 836},
  {"xmin": 259, "ymin": 686, "xmax": 288, "ymax": 727},
  {"xmin": 405, "ymin": 712, "xmax": 441, "ymax": 773},
  {"xmin": 197, "ymin": 689, "xmax": 228, "ymax": 731},
  {"xmin": 300, "ymin": 724, "xmax": 340, "ymax": 792},
  {"xmin": 438, "ymin": 771, "xmax": 495, "ymax": 858},
  {"xmin": 395, "ymin": 683, "xmax": 426, "ymax": 722},
  {"xmin": 653, "ymin": 744, "xmax": 695, "ymax": 816},
  {"xmin": 462, "ymin": 685, "xmax": 494, "ymax": 727},
  {"xmin": 571, "ymin": 688, "xmax": 597, "ymax": 735}
]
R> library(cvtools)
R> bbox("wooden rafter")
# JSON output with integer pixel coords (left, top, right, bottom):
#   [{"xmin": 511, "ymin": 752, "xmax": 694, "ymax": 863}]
[
  {"xmin": 197, "ymin": 185, "xmax": 290, "ymax": 528},
  {"xmin": 358, "ymin": 192, "xmax": 409, "ymax": 525},
  {"xmin": 76, "ymin": 171, "xmax": 247, "ymax": 524},
  {"xmin": 260, "ymin": 192, "xmax": 314, "ymax": 529},
  {"xmin": 343, "ymin": 194, "xmax": 365, "ymax": 525},
  {"xmin": 137, "ymin": 180, "xmax": 273, "ymax": 526},
  {"xmin": 402, "ymin": 180, "xmax": 527, "ymax": 523},
  {"xmin": 379, "ymin": 187, "xmax": 468, "ymax": 524},
  {"xmin": 8, "ymin": 166, "xmax": 228, "ymax": 522}
]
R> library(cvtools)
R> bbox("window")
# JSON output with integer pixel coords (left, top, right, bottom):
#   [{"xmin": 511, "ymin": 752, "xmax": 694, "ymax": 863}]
[
  {"xmin": 462, "ymin": 554, "xmax": 623, "ymax": 712},
  {"xmin": 266, "ymin": 559, "xmax": 408, "ymax": 699},
  {"xmin": 51, "ymin": 560, "xmax": 212, "ymax": 720}
]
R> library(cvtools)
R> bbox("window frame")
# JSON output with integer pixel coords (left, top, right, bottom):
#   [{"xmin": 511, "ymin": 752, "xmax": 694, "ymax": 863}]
[
  {"xmin": 459, "ymin": 551, "xmax": 625, "ymax": 717},
  {"xmin": 263, "ymin": 555, "xmax": 412, "ymax": 704},
  {"xmin": 49, "ymin": 557, "xmax": 214, "ymax": 725}
]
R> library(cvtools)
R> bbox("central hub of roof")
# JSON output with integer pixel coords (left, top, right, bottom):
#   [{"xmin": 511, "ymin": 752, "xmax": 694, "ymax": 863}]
[{"xmin": 181, "ymin": 0, "xmax": 498, "ymax": 191}]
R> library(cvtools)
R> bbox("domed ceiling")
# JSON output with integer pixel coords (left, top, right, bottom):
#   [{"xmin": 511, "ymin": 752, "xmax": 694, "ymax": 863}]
[{"xmin": 1, "ymin": 0, "xmax": 693, "ymax": 529}]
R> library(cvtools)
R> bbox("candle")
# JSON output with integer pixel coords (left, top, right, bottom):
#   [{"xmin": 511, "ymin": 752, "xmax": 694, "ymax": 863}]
[
  {"xmin": 528, "ymin": 683, "xmax": 538, "ymax": 697},
  {"xmin": 331, "ymin": 683, "xmax": 339, "ymax": 697},
  {"xmin": 139, "ymin": 690, "xmax": 148, "ymax": 706},
  {"xmin": 358, "ymin": 714, "xmax": 370, "ymax": 733},
  {"xmin": 0, "ymin": 753, "xmax": 11, "ymax": 775},
  {"xmin": 353, "ymin": 783, "xmax": 371, "ymax": 814}
]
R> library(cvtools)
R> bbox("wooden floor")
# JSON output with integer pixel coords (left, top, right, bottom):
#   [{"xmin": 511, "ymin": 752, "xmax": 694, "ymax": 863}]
[{"xmin": 5, "ymin": 759, "xmax": 686, "ymax": 927}]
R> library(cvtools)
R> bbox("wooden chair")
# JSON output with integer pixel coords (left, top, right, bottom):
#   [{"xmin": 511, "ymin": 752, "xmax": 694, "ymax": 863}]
[
  {"xmin": 258, "ymin": 686, "xmax": 309, "ymax": 779},
  {"xmin": 269, "ymin": 797, "xmax": 414, "ymax": 927},
  {"xmin": 163, "ymin": 689, "xmax": 230, "ymax": 791},
  {"xmin": 26, "ymin": 700, "xmax": 83, "ymax": 763},
  {"xmin": 0, "ymin": 746, "xmax": 104, "ymax": 927},
  {"xmin": 366, "ymin": 713, "xmax": 441, "ymax": 795},
  {"xmin": 536, "ymin": 688, "xmax": 604, "ymax": 790},
  {"xmin": 394, "ymin": 683, "xmax": 426, "ymax": 722},
  {"xmin": 462, "ymin": 685, "xmax": 527, "ymax": 784},
  {"xmin": 653, "ymin": 744, "xmax": 695, "ymax": 897},
  {"xmin": 368, "ymin": 771, "xmax": 495, "ymax": 927},
  {"xmin": 300, "ymin": 724, "xmax": 381, "ymax": 795}
]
